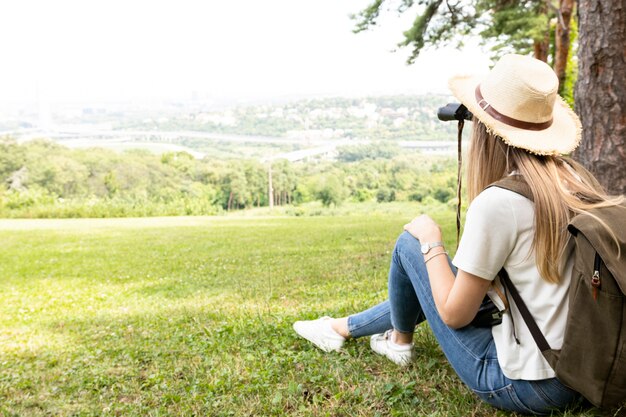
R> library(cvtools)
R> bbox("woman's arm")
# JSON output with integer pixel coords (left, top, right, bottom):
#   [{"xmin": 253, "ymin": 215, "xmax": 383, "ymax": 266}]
[{"xmin": 404, "ymin": 215, "xmax": 491, "ymax": 329}]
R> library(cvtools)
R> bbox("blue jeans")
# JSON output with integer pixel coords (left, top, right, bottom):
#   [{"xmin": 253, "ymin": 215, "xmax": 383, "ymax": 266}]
[{"xmin": 346, "ymin": 232, "xmax": 581, "ymax": 415}]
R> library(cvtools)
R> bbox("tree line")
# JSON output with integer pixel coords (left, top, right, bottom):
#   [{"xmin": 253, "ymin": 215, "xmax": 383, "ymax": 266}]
[{"xmin": 0, "ymin": 138, "xmax": 457, "ymax": 218}]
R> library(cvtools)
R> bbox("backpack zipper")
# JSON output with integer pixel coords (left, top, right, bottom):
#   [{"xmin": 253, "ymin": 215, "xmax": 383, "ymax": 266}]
[{"xmin": 591, "ymin": 252, "xmax": 602, "ymax": 301}]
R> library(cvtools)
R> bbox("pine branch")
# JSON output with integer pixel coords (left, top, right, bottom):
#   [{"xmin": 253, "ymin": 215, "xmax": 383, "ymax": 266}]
[
  {"xmin": 400, "ymin": 0, "xmax": 444, "ymax": 64},
  {"xmin": 351, "ymin": 0, "xmax": 385, "ymax": 33}
]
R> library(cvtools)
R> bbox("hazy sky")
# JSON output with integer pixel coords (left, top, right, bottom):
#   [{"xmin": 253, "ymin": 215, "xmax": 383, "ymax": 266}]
[{"xmin": 0, "ymin": 0, "xmax": 491, "ymax": 104}]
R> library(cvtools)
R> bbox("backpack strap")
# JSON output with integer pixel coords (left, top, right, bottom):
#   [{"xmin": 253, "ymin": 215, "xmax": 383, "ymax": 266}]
[
  {"xmin": 489, "ymin": 174, "xmax": 534, "ymax": 202},
  {"xmin": 498, "ymin": 268, "xmax": 552, "ymax": 352}
]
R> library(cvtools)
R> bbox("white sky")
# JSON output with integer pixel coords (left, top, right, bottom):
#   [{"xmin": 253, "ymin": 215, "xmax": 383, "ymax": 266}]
[{"xmin": 0, "ymin": 0, "xmax": 491, "ymax": 104}]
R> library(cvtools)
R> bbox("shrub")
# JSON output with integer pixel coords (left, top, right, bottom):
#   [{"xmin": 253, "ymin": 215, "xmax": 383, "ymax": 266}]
[{"xmin": 376, "ymin": 187, "xmax": 396, "ymax": 203}]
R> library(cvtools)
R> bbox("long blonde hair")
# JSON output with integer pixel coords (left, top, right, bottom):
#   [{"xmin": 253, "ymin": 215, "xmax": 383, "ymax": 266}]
[{"xmin": 466, "ymin": 121, "xmax": 624, "ymax": 283}]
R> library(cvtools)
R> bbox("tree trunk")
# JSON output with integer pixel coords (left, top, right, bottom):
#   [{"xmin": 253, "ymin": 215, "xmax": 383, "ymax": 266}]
[
  {"xmin": 554, "ymin": 0, "xmax": 574, "ymax": 92},
  {"xmin": 533, "ymin": 39, "xmax": 550, "ymax": 62},
  {"xmin": 574, "ymin": 0, "xmax": 626, "ymax": 195},
  {"xmin": 227, "ymin": 191, "xmax": 233, "ymax": 211},
  {"xmin": 268, "ymin": 164, "xmax": 274, "ymax": 209},
  {"xmin": 533, "ymin": 1, "xmax": 551, "ymax": 62}
]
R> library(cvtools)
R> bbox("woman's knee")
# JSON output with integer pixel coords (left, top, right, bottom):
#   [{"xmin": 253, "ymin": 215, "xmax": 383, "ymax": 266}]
[{"xmin": 395, "ymin": 231, "xmax": 422, "ymax": 254}]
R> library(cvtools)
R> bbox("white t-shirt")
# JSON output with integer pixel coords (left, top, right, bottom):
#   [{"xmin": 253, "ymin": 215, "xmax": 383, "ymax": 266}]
[{"xmin": 453, "ymin": 186, "xmax": 574, "ymax": 380}]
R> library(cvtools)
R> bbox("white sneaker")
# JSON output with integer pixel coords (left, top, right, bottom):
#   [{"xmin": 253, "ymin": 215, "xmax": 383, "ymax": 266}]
[
  {"xmin": 370, "ymin": 330, "xmax": 414, "ymax": 366},
  {"xmin": 293, "ymin": 316, "xmax": 346, "ymax": 352}
]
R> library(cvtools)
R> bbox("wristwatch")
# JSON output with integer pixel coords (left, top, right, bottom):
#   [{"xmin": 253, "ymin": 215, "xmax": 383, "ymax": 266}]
[{"xmin": 420, "ymin": 241, "xmax": 444, "ymax": 254}]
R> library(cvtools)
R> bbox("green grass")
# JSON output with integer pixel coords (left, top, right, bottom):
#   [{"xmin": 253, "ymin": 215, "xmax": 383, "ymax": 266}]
[{"xmin": 0, "ymin": 206, "xmax": 616, "ymax": 416}]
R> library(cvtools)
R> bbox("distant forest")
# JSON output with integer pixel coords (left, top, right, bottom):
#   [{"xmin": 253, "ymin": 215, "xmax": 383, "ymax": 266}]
[{"xmin": 0, "ymin": 138, "xmax": 457, "ymax": 218}]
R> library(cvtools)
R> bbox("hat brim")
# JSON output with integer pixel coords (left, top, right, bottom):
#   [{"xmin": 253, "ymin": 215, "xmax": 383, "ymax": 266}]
[{"xmin": 449, "ymin": 74, "xmax": 582, "ymax": 155}]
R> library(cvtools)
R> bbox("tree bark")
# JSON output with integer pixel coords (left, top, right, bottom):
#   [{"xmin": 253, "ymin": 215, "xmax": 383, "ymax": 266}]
[
  {"xmin": 533, "ymin": 1, "xmax": 551, "ymax": 62},
  {"xmin": 574, "ymin": 0, "xmax": 626, "ymax": 195},
  {"xmin": 533, "ymin": 39, "xmax": 550, "ymax": 62},
  {"xmin": 554, "ymin": 0, "xmax": 574, "ymax": 92}
]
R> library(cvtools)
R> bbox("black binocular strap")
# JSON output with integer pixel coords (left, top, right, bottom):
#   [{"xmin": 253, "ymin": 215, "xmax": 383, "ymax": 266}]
[
  {"xmin": 456, "ymin": 120, "xmax": 464, "ymax": 249},
  {"xmin": 498, "ymin": 268, "xmax": 552, "ymax": 352}
]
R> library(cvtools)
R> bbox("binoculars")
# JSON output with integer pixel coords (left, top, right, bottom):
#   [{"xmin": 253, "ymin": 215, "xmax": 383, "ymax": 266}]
[{"xmin": 437, "ymin": 103, "xmax": 473, "ymax": 122}]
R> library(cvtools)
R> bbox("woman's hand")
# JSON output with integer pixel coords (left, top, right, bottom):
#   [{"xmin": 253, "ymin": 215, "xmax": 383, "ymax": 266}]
[{"xmin": 403, "ymin": 214, "xmax": 443, "ymax": 243}]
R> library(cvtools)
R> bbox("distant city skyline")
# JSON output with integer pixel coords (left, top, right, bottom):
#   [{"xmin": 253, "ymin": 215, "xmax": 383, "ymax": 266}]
[{"xmin": 0, "ymin": 0, "xmax": 491, "ymax": 106}]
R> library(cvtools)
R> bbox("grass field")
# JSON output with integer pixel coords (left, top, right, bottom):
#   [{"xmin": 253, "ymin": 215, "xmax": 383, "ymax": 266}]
[{"xmin": 0, "ymin": 205, "xmax": 615, "ymax": 416}]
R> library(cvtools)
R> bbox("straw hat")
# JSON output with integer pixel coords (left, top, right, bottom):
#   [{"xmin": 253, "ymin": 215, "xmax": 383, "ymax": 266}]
[{"xmin": 449, "ymin": 54, "xmax": 582, "ymax": 155}]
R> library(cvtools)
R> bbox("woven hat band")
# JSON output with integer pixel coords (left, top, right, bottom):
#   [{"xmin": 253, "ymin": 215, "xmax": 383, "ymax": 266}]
[{"xmin": 475, "ymin": 85, "xmax": 553, "ymax": 131}]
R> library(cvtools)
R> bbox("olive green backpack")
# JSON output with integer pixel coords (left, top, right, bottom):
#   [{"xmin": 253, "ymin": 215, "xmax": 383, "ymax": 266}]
[{"xmin": 492, "ymin": 170, "xmax": 626, "ymax": 410}]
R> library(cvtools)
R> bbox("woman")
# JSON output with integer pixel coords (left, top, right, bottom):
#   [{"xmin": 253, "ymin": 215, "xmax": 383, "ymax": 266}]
[{"xmin": 293, "ymin": 54, "xmax": 623, "ymax": 414}]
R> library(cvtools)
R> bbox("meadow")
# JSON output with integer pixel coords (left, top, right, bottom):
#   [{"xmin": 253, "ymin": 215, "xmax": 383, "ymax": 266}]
[{"xmin": 0, "ymin": 204, "xmax": 614, "ymax": 416}]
